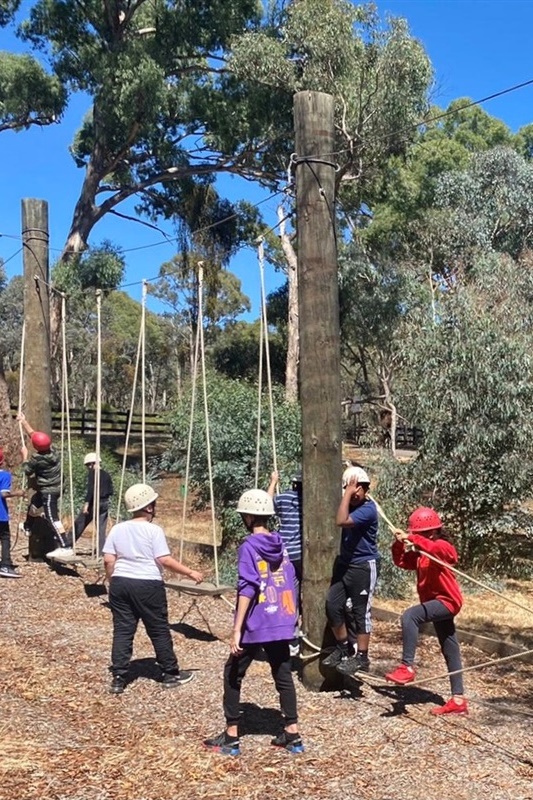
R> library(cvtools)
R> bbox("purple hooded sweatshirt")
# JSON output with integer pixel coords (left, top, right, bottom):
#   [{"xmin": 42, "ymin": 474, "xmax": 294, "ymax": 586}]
[{"xmin": 237, "ymin": 531, "xmax": 297, "ymax": 645}]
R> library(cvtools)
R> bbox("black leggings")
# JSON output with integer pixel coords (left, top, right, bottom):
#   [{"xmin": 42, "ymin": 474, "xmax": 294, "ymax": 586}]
[
  {"xmin": 401, "ymin": 600, "xmax": 464, "ymax": 695},
  {"xmin": 223, "ymin": 641, "xmax": 297, "ymax": 727}
]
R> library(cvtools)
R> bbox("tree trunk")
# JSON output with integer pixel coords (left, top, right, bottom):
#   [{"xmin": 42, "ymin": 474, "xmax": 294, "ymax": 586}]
[
  {"xmin": 278, "ymin": 204, "xmax": 299, "ymax": 402},
  {"xmin": 294, "ymin": 91, "xmax": 342, "ymax": 690}
]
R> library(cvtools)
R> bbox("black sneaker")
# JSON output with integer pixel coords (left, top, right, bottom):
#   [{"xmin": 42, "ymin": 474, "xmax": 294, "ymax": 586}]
[
  {"xmin": 203, "ymin": 731, "xmax": 240, "ymax": 756},
  {"xmin": 322, "ymin": 646, "xmax": 348, "ymax": 668},
  {"xmin": 109, "ymin": 676, "xmax": 126, "ymax": 695},
  {"xmin": 271, "ymin": 730, "xmax": 305, "ymax": 754},
  {"xmin": 0, "ymin": 566, "xmax": 22, "ymax": 579},
  {"xmin": 336, "ymin": 653, "xmax": 370, "ymax": 676},
  {"xmin": 161, "ymin": 670, "xmax": 194, "ymax": 687}
]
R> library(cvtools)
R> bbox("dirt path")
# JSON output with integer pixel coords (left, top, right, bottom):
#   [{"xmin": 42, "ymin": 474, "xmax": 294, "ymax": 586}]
[{"xmin": 1, "ymin": 522, "xmax": 533, "ymax": 800}]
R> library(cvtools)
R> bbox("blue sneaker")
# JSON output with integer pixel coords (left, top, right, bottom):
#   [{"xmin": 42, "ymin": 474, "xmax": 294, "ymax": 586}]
[
  {"xmin": 203, "ymin": 731, "xmax": 240, "ymax": 756},
  {"xmin": 271, "ymin": 731, "xmax": 304, "ymax": 754}
]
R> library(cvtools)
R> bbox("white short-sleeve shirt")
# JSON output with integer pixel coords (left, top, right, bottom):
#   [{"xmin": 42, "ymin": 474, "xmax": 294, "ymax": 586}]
[{"xmin": 102, "ymin": 520, "xmax": 171, "ymax": 580}]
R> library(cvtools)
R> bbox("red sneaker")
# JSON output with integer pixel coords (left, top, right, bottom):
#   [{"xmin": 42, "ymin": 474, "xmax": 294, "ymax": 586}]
[
  {"xmin": 385, "ymin": 664, "xmax": 416, "ymax": 684},
  {"xmin": 431, "ymin": 697, "xmax": 469, "ymax": 716}
]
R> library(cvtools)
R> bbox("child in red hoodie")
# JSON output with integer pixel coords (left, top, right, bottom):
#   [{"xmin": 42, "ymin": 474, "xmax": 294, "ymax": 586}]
[{"xmin": 385, "ymin": 506, "xmax": 468, "ymax": 715}]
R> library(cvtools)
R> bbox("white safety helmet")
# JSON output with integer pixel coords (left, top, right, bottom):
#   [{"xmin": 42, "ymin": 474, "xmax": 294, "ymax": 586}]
[
  {"xmin": 236, "ymin": 489, "xmax": 274, "ymax": 516},
  {"xmin": 124, "ymin": 483, "xmax": 159, "ymax": 513},
  {"xmin": 84, "ymin": 452, "xmax": 100, "ymax": 465},
  {"xmin": 342, "ymin": 466, "xmax": 370, "ymax": 489}
]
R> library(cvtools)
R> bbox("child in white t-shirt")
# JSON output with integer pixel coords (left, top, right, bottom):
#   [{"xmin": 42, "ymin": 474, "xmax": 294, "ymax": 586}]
[{"xmin": 102, "ymin": 483, "xmax": 203, "ymax": 694}]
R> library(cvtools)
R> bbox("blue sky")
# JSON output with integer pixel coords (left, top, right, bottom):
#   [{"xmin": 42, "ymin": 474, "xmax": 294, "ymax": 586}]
[{"xmin": 2, "ymin": 0, "xmax": 533, "ymax": 315}]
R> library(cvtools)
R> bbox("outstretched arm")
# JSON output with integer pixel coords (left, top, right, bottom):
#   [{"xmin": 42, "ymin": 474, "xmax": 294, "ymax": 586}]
[{"xmin": 156, "ymin": 554, "xmax": 203, "ymax": 583}]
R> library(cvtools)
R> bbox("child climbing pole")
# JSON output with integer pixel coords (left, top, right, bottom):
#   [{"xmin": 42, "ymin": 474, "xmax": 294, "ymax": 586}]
[
  {"xmin": 17, "ymin": 412, "xmax": 72, "ymax": 559},
  {"xmin": 385, "ymin": 506, "xmax": 468, "ymax": 715}
]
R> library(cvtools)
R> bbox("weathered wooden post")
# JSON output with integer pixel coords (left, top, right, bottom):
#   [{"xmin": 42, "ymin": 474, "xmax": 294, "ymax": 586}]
[
  {"xmin": 294, "ymin": 91, "xmax": 343, "ymax": 689},
  {"xmin": 22, "ymin": 199, "xmax": 52, "ymax": 435},
  {"xmin": 22, "ymin": 199, "xmax": 53, "ymax": 560}
]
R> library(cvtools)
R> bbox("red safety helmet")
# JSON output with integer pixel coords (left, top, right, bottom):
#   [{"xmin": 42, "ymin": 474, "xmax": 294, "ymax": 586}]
[
  {"xmin": 0, "ymin": 448, "xmax": 4, "ymax": 464},
  {"xmin": 31, "ymin": 431, "xmax": 52, "ymax": 452},
  {"xmin": 408, "ymin": 506, "xmax": 443, "ymax": 533}
]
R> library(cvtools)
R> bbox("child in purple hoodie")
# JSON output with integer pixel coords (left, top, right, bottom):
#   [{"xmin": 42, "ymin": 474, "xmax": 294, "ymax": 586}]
[{"xmin": 204, "ymin": 489, "xmax": 303, "ymax": 756}]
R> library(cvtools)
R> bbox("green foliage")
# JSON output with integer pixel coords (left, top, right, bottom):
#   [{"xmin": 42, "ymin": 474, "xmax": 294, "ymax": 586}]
[
  {"xmin": 55, "ymin": 437, "xmax": 137, "ymax": 521},
  {"xmin": 161, "ymin": 374, "xmax": 301, "ymax": 544},
  {"xmin": 210, "ymin": 320, "xmax": 286, "ymax": 384},
  {"xmin": 435, "ymin": 147, "xmax": 533, "ymax": 262},
  {"xmin": 150, "ymin": 256, "xmax": 251, "ymax": 331},
  {"xmin": 15, "ymin": 0, "xmax": 263, "ymax": 251},
  {"xmin": 390, "ymin": 256, "xmax": 533, "ymax": 569},
  {"xmin": 228, "ymin": 0, "xmax": 433, "ymax": 192},
  {"xmin": 0, "ymin": 50, "xmax": 66, "ymax": 131},
  {"xmin": 363, "ymin": 101, "xmax": 519, "ymax": 263},
  {"xmin": 53, "ymin": 241, "xmax": 125, "ymax": 293}
]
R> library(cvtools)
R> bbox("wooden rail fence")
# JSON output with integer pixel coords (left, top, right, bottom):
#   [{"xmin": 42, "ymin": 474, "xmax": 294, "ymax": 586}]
[{"xmin": 12, "ymin": 407, "xmax": 172, "ymax": 440}]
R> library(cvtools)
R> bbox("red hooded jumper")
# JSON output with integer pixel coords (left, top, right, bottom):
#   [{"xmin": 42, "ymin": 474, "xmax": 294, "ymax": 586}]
[{"xmin": 391, "ymin": 534, "xmax": 463, "ymax": 615}]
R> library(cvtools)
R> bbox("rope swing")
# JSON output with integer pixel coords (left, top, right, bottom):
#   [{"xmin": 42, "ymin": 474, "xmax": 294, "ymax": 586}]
[
  {"xmin": 254, "ymin": 237, "xmax": 278, "ymax": 488},
  {"xmin": 91, "ymin": 289, "xmax": 103, "ymax": 560},
  {"xmin": 171, "ymin": 262, "xmax": 233, "ymax": 598},
  {"xmin": 116, "ymin": 281, "xmax": 147, "ymax": 522}
]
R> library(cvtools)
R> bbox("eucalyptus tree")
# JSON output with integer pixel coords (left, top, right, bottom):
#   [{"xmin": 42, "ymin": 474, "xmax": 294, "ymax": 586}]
[
  {"xmin": 228, "ymin": 0, "xmax": 433, "ymax": 399},
  {"xmin": 1, "ymin": 0, "xmax": 65, "ymax": 133},
  {"xmin": 17, "ymin": 0, "xmax": 262, "ymax": 255},
  {"xmin": 392, "ymin": 253, "xmax": 533, "ymax": 570}
]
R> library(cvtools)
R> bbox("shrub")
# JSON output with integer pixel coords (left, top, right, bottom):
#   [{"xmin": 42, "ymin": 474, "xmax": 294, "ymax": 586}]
[{"xmin": 162, "ymin": 373, "xmax": 301, "ymax": 545}]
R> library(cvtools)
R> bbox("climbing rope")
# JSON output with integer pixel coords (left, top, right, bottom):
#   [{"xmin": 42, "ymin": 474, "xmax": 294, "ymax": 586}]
[
  {"xmin": 198, "ymin": 264, "xmax": 220, "ymax": 587},
  {"xmin": 178, "ymin": 290, "xmax": 201, "ymax": 566},
  {"xmin": 91, "ymin": 290, "xmax": 103, "ymax": 559},
  {"xmin": 116, "ymin": 283, "xmax": 146, "ymax": 522},
  {"xmin": 254, "ymin": 237, "xmax": 278, "ymax": 488},
  {"xmin": 13, "ymin": 322, "xmax": 27, "ymax": 550},
  {"xmin": 178, "ymin": 263, "xmax": 221, "ymax": 587},
  {"xmin": 59, "ymin": 293, "xmax": 76, "ymax": 553}
]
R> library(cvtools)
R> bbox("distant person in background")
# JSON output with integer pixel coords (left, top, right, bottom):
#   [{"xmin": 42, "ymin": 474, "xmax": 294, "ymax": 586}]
[
  {"xmin": 73, "ymin": 452, "xmax": 114, "ymax": 554},
  {"xmin": 268, "ymin": 469, "xmax": 302, "ymax": 655},
  {"xmin": 0, "ymin": 448, "xmax": 26, "ymax": 578},
  {"xmin": 17, "ymin": 412, "xmax": 72, "ymax": 559}
]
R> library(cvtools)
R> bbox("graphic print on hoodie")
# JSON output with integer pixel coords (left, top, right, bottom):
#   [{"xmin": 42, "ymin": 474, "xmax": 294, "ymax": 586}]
[{"xmin": 237, "ymin": 531, "xmax": 297, "ymax": 645}]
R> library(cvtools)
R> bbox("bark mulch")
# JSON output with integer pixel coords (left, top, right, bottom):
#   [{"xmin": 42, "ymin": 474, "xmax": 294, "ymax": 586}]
[{"xmin": 1, "ymin": 548, "xmax": 532, "ymax": 800}]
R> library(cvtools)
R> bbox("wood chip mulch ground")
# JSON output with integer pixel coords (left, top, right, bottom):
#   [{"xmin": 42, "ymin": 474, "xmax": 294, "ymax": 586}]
[{"xmin": 1, "ymin": 545, "xmax": 533, "ymax": 800}]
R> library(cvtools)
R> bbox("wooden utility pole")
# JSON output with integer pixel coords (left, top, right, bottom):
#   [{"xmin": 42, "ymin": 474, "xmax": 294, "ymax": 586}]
[
  {"xmin": 294, "ymin": 91, "xmax": 343, "ymax": 689},
  {"xmin": 22, "ymin": 199, "xmax": 52, "ymax": 436}
]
